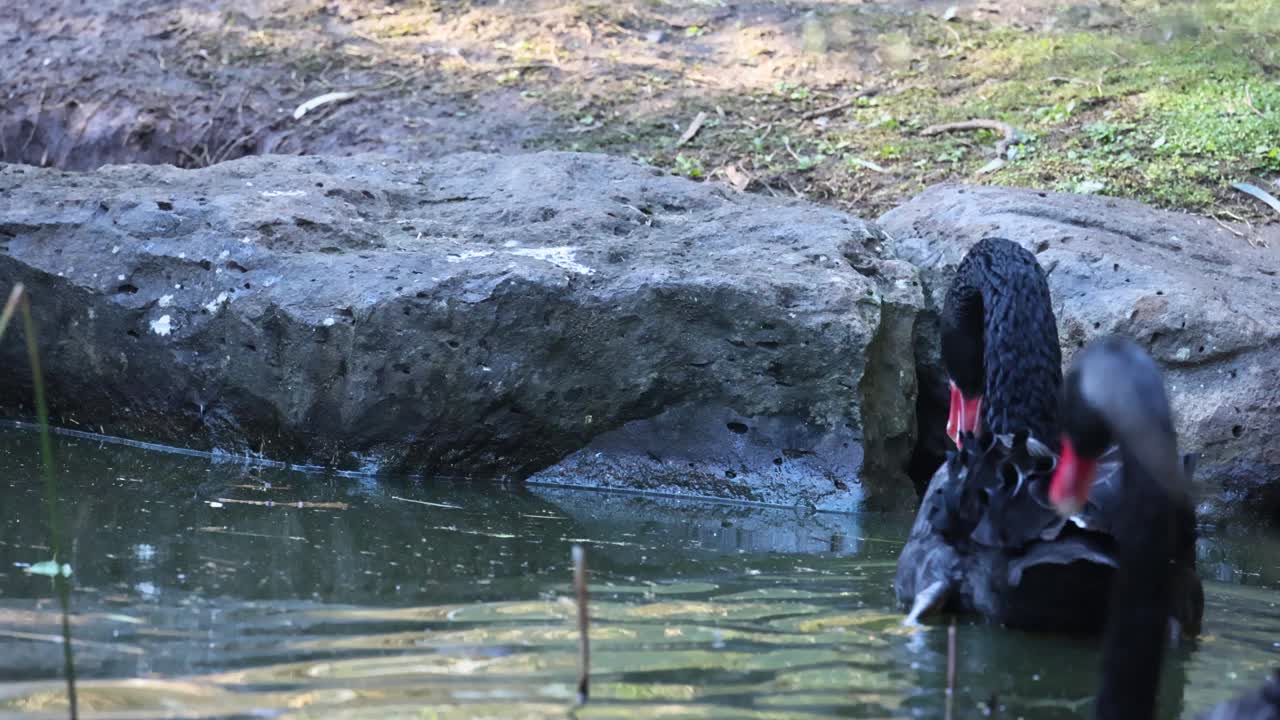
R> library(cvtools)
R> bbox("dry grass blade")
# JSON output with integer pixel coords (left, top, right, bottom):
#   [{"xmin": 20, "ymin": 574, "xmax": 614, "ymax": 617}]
[{"xmin": 0, "ymin": 283, "xmax": 24, "ymax": 340}]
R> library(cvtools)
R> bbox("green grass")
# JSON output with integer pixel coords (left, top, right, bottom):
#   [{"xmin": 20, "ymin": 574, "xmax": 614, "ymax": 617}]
[{"xmin": 557, "ymin": 0, "xmax": 1280, "ymax": 217}]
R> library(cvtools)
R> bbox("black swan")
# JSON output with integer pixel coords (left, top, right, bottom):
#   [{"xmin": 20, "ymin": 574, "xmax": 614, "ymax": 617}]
[
  {"xmin": 894, "ymin": 238, "xmax": 1201, "ymax": 635},
  {"xmin": 1050, "ymin": 336, "xmax": 1274, "ymax": 720}
]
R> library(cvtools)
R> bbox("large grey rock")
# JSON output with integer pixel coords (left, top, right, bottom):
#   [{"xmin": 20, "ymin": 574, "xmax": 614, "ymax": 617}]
[
  {"xmin": 0, "ymin": 152, "xmax": 923, "ymax": 511},
  {"xmin": 879, "ymin": 184, "xmax": 1280, "ymax": 523}
]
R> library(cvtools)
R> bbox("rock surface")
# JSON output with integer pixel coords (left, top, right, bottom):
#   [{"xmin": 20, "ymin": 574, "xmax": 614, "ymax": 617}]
[
  {"xmin": 879, "ymin": 184, "xmax": 1280, "ymax": 523},
  {"xmin": 0, "ymin": 151, "xmax": 923, "ymax": 511}
]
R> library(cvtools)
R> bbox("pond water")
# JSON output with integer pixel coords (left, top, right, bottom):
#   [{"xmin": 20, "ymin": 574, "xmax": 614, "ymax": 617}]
[{"xmin": 0, "ymin": 425, "xmax": 1277, "ymax": 719}]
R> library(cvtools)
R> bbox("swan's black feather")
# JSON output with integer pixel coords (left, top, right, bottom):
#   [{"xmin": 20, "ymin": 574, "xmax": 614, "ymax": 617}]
[
  {"xmin": 897, "ymin": 432, "xmax": 1125, "ymax": 631},
  {"xmin": 897, "ymin": 240, "xmax": 1201, "ymax": 635}
]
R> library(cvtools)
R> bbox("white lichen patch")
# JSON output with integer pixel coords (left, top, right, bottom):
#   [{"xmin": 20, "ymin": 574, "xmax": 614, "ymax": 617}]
[
  {"xmin": 158, "ymin": 294, "xmax": 174, "ymax": 308},
  {"xmin": 322, "ymin": 317, "xmax": 336, "ymax": 327},
  {"xmin": 509, "ymin": 246, "xmax": 595, "ymax": 275},
  {"xmin": 203, "ymin": 292, "xmax": 229, "ymax": 314},
  {"xmin": 446, "ymin": 250, "xmax": 495, "ymax": 263},
  {"xmin": 150, "ymin": 315, "xmax": 173, "ymax": 336}
]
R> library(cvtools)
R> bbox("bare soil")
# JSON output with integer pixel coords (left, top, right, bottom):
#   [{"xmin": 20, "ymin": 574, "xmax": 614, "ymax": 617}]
[{"xmin": 0, "ymin": 1, "xmax": 1081, "ymax": 179}]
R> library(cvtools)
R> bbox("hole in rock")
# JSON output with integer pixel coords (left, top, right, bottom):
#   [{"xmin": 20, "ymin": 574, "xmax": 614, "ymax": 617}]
[{"xmin": 1, "ymin": 98, "xmax": 275, "ymax": 170}]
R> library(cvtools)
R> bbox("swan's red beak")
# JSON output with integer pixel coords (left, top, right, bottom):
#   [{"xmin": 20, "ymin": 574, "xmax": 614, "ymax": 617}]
[
  {"xmin": 1049, "ymin": 437, "xmax": 1098, "ymax": 516},
  {"xmin": 946, "ymin": 381, "xmax": 982, "ymax": 447}
]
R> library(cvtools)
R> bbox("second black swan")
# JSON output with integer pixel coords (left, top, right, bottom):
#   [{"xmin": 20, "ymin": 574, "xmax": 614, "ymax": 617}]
[
  {"xmin": 1051, "ymin": 336, "xmax": 1271, "ymax": 720},
  {"xmin": 894, "ymin": 237, "xmax": 1202, "ymax": 636}
]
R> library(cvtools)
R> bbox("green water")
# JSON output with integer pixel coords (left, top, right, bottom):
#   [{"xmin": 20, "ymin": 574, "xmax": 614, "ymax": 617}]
[{"xmin": 0, "ymin": 427, "xmax": 1276, "ymax": 719}]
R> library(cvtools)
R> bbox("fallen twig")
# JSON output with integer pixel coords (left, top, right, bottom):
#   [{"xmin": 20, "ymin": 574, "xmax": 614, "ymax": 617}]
[
  {"xmin": 293, "ymin": 91, "xmax": 358, "ymax": 121},
  {"xmin": 1216, "ymin": 207, "xmax": 1262, "ymax": 246},
  {"xmin": 212, "ymin": 497, "xmax": 350, "ymax": 510},
  {"xmin": 922, "ymin": 119, "xmax": 1018, "ymax": 157},
  {"xmin": 847, "ymin": 157, "xmax": 889, "ymax": 174},
  {"xmin": 390, "ymin": 495, "xmax": 462, "ymax": 509},
  {"xmin": 1218, "ymin": 206, "xmax": 1254, "ymax": 227},
  {"xmin": 800, "ymin": 85, "xmax": 882, "ymax": 120},
  {"xmin": 573, "ymin": 544, "xmax": 590, "ymax": 705},
  {"xmin": 1210, "ymin": 214, "xmax": 1247, "ymax": 238},
  {"xmin": 783, "ymin": 137, "xmax": 804, "ymax": 164},
  {"xmin": 676, "ymin": 111, "xmax": 708, "ymax": 147}
]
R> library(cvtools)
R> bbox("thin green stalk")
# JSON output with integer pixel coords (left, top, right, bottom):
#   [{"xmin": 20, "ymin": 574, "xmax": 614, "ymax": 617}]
[{"xmin": 10, "ymin": 285, "xmax": 78, "ymax": 719}]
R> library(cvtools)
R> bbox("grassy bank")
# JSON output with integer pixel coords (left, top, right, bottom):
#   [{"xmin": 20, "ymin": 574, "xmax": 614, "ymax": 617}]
[
  {"xmin": 53, "ymin": 0, "xmax": 1280, "ymax": 219},
  {"xmin": 535, "ymin": 0, "xmax": 1280, "ymax": 218}
]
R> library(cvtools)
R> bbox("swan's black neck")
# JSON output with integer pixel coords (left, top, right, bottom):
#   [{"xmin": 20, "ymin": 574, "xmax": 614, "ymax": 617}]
[
  {"xmin": 942, "ymin": 238, "xmax": 1062, "ymax": 443},
  {"xmin": 1094, "ymin": 445, "xmax": 1176, "ymax": 720}
]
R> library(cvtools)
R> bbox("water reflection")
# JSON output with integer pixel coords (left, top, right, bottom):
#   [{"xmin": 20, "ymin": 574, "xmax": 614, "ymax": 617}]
[{"xmin": 0, "ymin": 427, "xmax": 1277, "ymax": 718}]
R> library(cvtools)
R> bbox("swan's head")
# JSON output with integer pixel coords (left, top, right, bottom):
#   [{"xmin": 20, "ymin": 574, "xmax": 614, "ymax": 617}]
[
  {"xmin": 941, "ymin": 255, "xmax": 986, "ymax": 447},
  {"xmin": 940, "ymin": 237, "xmax": 1062, "ymax": 448},
  {"xmin": 1050, "ymin": 335, "xmax": 1183, "ymax": 516}
]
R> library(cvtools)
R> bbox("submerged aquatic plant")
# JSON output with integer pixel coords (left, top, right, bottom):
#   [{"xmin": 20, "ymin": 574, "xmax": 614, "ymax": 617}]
[{"xmin": 1, "ymin": 284, "xmax": 78, "ymax": 719}]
